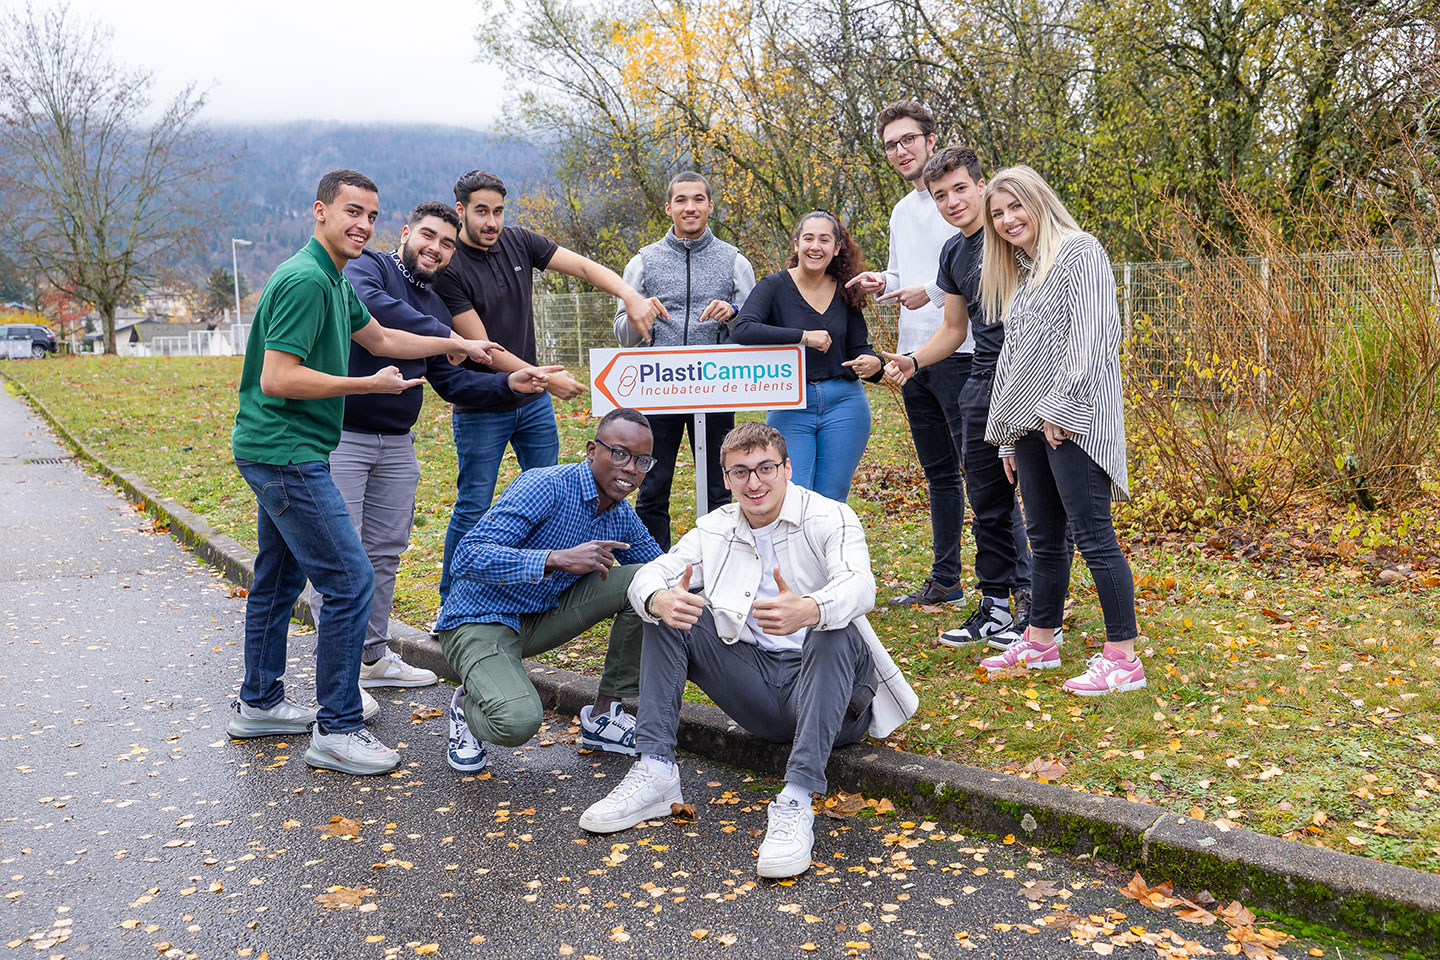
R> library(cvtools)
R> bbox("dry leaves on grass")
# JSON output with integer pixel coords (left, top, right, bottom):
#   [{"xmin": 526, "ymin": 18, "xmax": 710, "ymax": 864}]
[{"xmin": 1019, "ymin": 757, "xmax": 1068, "ymax": 782}]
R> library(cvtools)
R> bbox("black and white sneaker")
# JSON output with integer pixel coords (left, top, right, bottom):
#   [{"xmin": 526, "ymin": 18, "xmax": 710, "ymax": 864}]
[
  {"xmin": 990, "ymin": 621, "xmax": 1063, "ymax": 651},
  {"xmin": 938, "ymin": 596, "xmax": 1014, "ymax": 647}
]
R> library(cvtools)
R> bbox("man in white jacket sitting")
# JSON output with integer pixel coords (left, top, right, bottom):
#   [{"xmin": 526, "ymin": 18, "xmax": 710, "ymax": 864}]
[{"xmin": 578, "ymin": 421, "xmax": 917, "ymax": 878}]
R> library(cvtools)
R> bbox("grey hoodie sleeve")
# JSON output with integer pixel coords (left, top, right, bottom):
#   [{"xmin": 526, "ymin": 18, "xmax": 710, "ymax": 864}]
[
  {"xmin": 613, "ymin": 254, "xmax": 647, "ymax": 346},
  {"xmin": 732, "ymin": 254, "xmax": 757, "ymax": 307}
]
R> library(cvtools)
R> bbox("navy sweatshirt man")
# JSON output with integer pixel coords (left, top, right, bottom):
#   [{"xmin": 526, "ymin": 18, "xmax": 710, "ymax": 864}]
[
  {"xmin": 308, "ymin": 202, "xmax": 557, "ymax": 694},
  {"xmin": 612, "ymin": 172, "xmax": 756, "ymax": 548}
]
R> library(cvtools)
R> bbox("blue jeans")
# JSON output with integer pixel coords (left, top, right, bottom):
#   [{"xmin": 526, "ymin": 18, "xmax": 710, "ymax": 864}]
[
  {"xmin": 902, "ymin": 353, "xmax": 970, "ymax": 585},
  {"xmin": 767, "ymin": 378, "xmax": 871, "ymax": 502},
  {"xmin": 235, "ymin": 459, "xmax": 373, "ymax": 734},
  {"xmin": 440, "ymin": 395, "xmax": 560, "ymax": 602},
  {"xmin": 1012, "ymin": 432, "xmax": 1137, "ymax": 643}
]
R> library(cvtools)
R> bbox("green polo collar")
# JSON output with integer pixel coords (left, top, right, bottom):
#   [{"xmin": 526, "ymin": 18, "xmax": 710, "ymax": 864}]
[{"xmin": 301, "ymin": 237, "xmax": 343, "ymax": 283}]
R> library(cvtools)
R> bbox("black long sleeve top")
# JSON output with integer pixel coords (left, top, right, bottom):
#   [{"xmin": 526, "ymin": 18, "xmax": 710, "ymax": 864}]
[{"xmin": 731, "ymin": 270, "xmax": 881, "ymax": 382}]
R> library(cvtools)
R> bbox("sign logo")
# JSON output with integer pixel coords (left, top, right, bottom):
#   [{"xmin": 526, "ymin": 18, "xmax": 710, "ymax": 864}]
[{"xmin": 590, "ymin": 344, "xmax": 807, "ymax": 416}]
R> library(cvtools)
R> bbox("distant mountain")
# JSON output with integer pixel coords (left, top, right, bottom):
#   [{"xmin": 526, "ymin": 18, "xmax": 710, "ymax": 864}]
[{"xmin": 209, "ymin": 122, "xmax": 549, "ymax": 283}]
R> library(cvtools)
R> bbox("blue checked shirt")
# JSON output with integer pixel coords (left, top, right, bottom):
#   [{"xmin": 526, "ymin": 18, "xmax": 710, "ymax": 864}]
[{"xmin": 436, "ymin": 461, "xmax": 662, "ymax": 632}]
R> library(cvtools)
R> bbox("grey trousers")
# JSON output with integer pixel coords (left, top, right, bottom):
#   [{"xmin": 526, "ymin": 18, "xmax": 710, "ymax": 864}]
[
  {"xmin": 308, "ymin": 430, "xmax": 420, "ymax": 661},
  {"xmin": 635, "ymin": 609, "xmax": 875, "ymax": 795}
]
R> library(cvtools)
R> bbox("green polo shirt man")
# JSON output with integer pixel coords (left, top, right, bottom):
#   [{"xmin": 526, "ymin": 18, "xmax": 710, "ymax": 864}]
[
  {"xmin": 226, "ymin": 168, "xmax": 497, "ymax": 778},
  {"xmin": 232, "ymin": 238, "xmax": 371, "ymax": 462}
]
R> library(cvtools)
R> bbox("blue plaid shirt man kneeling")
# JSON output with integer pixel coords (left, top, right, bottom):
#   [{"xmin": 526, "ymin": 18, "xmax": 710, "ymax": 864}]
[{"xmin": 435, "ymin": 408, "xmax": 664, "ymax": 773}]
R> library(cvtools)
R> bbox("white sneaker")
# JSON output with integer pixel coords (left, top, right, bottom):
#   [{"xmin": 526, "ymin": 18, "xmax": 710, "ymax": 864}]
[
  {"xmin": 226, "ymin": 698, "xmax": 317, "ymax": 738},
  {"xmin": 305, "ymin": 728, "xmax": 400, "ymax": 775},
  {"xmin": 579, "ymin": 702, "xmax": 638, "ymax": 755},
  {"xmin": 361, "ymin": 687, "xmax": 380, "ymax": 722},
  {"xmin": 359, "ymin": 650, "xmax": 438, "ymax": 688},
  {"xmin": 446, "ymin": 686, "xmax": 487, "ymax": 773},
  {"xmin": 578, "ymin": 760, "xmax": 684, "ymax": 834},
  {"xmin": 757, "ymin": 799, "xmax": 816, "ymax": 878}
]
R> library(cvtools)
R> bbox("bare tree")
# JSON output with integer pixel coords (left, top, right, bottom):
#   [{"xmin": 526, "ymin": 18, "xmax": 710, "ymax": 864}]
[{"xmin": 0, "ymin": 3, "xmax": 225, "ymax": 354}]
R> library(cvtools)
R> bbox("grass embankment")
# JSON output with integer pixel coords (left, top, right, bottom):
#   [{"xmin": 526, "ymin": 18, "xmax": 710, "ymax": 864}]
[{"xmin": 5, "ymin": 355, "xmax": 1439, "ymax": 873}]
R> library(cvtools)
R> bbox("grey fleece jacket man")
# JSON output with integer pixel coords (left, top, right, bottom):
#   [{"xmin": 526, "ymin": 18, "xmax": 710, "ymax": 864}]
[{"xmin": 613, "ymin": 228, "xmax": 756, "ymax": 346}]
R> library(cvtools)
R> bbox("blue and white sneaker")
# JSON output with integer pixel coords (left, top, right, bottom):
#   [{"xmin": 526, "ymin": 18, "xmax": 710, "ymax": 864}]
[
  {"xmin": 579, "ymin": 703, "xmax": 638, "ymax": 756},
  {"xmin": 446, "ymin": 686, "xmax": 487, "ymax": 773}
]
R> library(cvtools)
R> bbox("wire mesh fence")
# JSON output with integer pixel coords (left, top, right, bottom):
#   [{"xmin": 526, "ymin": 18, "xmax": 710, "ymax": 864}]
[
  {"xmin": 530, "ymin": 250, "xmax": 1440, "ymax": 382},
  {"xmin": 49, "ymin": 250, "xmax": 1435, "ymax": 363}
]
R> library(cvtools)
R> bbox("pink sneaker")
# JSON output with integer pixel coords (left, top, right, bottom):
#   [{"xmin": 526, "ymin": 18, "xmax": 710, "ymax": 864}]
[
  {"xmin": 1062, "ymin": 646, "xmax": 1147, "ymax": 696},
  {"xmin": 979, "ymin": 629, "xmax": 1060, "ymax": 671}
]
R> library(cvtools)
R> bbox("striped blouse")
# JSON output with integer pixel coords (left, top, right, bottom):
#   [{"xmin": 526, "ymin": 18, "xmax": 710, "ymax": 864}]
[{"xmin": 984, "ymin": 232, "xmax": 1130, "ymax": 501}]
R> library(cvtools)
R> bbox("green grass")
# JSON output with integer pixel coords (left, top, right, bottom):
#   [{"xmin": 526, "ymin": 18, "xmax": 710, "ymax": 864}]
[{"xmin": 6, "ymin": 354, "xmax": 1440, "ymax": 873}]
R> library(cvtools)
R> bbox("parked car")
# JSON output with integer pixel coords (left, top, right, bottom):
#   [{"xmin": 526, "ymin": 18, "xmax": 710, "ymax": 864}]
[{"xmin": 1, "ymin": 322, "xmax": 58, "ymax": 358}]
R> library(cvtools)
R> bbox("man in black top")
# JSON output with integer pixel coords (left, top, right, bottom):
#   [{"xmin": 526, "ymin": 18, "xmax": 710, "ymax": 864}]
[
  {"xmin": 433, "ymin": 170, "xmax": 666, "ymax": 603},
  {"xmin": 881, "ymin": 146, "xmax": 1034, "ymax": 647}
]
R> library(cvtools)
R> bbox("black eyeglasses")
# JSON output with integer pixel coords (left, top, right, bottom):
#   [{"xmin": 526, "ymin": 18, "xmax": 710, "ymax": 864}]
[
  {"xmin": 724, "ymin": 460, "xmax": 785, "ymax": 484},
  {"xmin": 595, "ymin": 437, "xmax": 657, "ymax": 472},
  {"xmin": 882, "ymin": 132, "xmax": 924, "ymax": 155}
]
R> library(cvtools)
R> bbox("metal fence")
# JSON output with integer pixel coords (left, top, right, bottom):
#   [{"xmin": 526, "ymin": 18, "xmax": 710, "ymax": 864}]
[
  {"xmin": 45, "ymin": 249, "xmax": 1435, "ymax": 363},
  {"xmin": 531, "ymin": 249, "xmax": 1440, "ymax": 369}
]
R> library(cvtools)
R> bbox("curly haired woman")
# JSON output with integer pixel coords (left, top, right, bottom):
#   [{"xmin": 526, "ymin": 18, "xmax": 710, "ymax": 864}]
[{"xmin": 731, "ymin": 211, "xmax": 884, "ymax": 501}]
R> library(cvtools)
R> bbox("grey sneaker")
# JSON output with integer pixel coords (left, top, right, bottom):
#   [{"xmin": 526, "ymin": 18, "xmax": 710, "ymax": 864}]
[
  {"xmin": 305, "ymin": 728, "xmax": 400, "ymax": 775},
  {"xmin": 889, "ymin": 578, "xmax": 964, "ymax": 606},
  {"xmin": 359, "ymin": 651, "xmax": 438, "ymax": 689},
  {"xmin": 226, "ymin": 698, "xmax": 317, "ymax": 738},
  {"xmin": 1012, "ymin": 589, "xmax": 1032, "ymax": 627},
  {"xmin": 361, "ymin": 688, "xmax": 380, "ymax": 722},
  {"xmin": 756, "ymin": 799, "xmax": 815, "ymax": 878},
  {"xmin": 578, "ymin": 760, "xmax": 684, "ymax": 834}
]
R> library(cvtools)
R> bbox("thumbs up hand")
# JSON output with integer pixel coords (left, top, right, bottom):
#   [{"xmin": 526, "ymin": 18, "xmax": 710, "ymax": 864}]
[
  {"xmin": 650, "ymin": 562, "xmax": 706, "ymax": 630},
  {"xmin": 753, "ymin": 566, "xmax": 821, "ymax": 635}
]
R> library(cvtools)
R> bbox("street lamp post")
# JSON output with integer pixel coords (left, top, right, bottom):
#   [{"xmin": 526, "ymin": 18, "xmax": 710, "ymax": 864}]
[{"xmin": 231, "ymin": 238, "xmax": 253, "ymax": 325}]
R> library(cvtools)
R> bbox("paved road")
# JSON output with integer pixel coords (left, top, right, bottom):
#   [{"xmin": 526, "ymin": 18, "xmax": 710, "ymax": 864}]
[{"xmin": 0, "ymin": 387, "xmax": 1359, "ymax": 960}]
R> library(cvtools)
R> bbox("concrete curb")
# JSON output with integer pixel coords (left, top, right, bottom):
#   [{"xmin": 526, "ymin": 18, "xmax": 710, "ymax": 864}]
[{"xmin": 5, "ymin": 370, "xmax": 1438, "ymax": 952}]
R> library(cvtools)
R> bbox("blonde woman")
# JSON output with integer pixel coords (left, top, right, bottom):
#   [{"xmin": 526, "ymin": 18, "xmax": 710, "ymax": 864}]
[{"xmin": 975, "ymin": 165, "xmax": 1144, "ymax": 696}]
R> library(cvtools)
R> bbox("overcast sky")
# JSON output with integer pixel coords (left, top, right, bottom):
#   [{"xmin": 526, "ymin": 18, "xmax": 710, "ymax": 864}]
[{"xmin": 58, "ymin": 0, "xmax": 508, "ymax": 129}]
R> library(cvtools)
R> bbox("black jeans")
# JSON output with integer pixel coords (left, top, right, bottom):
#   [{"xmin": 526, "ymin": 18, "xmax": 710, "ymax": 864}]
[
  {"xmin": 1013, "ymin": 431, "xmax": 1136, "ymax": 643},
  {"xmin": 959, "ymin": 376, "xmax": 1032, "ymax": 598},
  {"xmin": 901, "ymin": 353, "xmax": 969, "ymax": 585},
  {"xmin": 635, "ymin": 412, "xmax": 733, "ymax": 550}
]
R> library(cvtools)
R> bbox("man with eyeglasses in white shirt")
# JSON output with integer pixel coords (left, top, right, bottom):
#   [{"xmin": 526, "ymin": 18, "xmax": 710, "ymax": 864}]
[
  {"xmin": 847, "ymin": 100, "xmax": 970, "ymax": 609},
  {"xmin": 577, "ymin": 421, "xmax": 917, "ymax": 879}
]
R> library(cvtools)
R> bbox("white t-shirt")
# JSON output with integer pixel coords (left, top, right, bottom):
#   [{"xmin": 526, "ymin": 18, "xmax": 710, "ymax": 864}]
[
  {"xmin": 740, "ymin": 521, "xmax": 807, "ymax": 653},
  {"xmin": 886, "ymin": 188, "xmax": 970, "ymax": 355}
]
